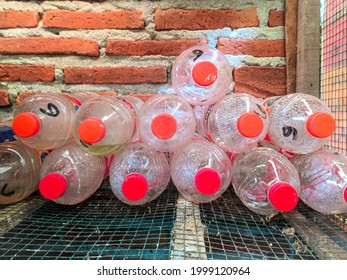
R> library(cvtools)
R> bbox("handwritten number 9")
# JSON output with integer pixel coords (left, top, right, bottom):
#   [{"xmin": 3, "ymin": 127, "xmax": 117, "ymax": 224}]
[
  {"xmin": 40, "ymin": 103, "xmax": 60, "ymax": 117},
  {"xmin": 192, "ymin": 49, "xmax": 204, "ymax": 61},
  {"xmin": 282, "ymin": 126, "xmax": 298, "ymax": 140}
]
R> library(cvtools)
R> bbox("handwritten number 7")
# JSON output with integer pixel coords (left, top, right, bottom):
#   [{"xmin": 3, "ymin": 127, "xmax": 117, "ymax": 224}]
[
  {"xmin": 253, "ymin": 104, "xmax": 267, "ymax": 119},
  {"xmin": 192, "ymin": 50, "xmax": 204, "ymax": 61}
]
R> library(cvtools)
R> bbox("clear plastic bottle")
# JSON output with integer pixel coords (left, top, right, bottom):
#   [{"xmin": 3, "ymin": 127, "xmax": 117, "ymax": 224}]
[
  {"xmin": 263, "ymin": 93, "xmax": 336, "ymax": 154},
  {"xmin": 109, "ymin": 142, "xmax": 170, "ymax": 205},
  {"xmin": 0, "ymin": 120, "xmax": 15, "ymax": 143},
  {"xmin": 39, "ymin": 142, "xmax": 105, "ymax": 205},
  {"xmin": 171, "ymin": 45, "xmax": 232, "ymax": 106},
  {"xmin": 232, "ymin": 147, "xmax": 300, "ymax": 216},
  {"xmin": 291, "ymin": 149, "xmax": 347, "ymax": 214},
  {"xmin": 195, "ymin": 93, "xmax": 269, "ymax": 154},
  {"xmin": 115, "ymin": 95, "xmax": 144, "ymax": 142},
  {"xmin": 137, "ymin": 94, "xmax": 196, "ymax": 152},
  {"xmin": 170, "ymin": 137, "xmax": 232, "ymax": 203},
  {"xmin": 103, "ymin": 154, "xmax": 115, "ymax": 179},
  {"xmin": 12, "ymin": 92, "xmax": 98, "ymax": 150},
  {"xmin": 72, "ymin": 95, "xmax": 143, "ymax": 156},
  {"xmin": 0, "ymin": 141, "xmax": 46, "ymax": 204}
]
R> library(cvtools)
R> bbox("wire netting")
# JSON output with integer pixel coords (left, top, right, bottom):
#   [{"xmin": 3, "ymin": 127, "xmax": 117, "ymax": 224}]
[
  {"xmin": 0, "ymin": 181, "xmax": 178, "ymax": 260},
  {"xmin": 320, "ymin": 0, "xmax": 347, "ymax": 154},
  {"xmin": 0, "ymin": 180, "xmax": 345, "ymax": 260},
  {"xmin": 200, "ymin": 189, "xmax": 318, "ymax": 260}
]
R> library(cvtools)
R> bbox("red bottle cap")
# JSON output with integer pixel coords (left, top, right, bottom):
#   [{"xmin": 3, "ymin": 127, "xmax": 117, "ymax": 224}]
[
  {"xmin": 268, "ymin": 182, "xmax": 299, "ymax": 212},
  {"xmin": 343, "ymin": 187, "xmax": 347, "ymax": 203},
  {"xmin": 12, "ymin": 112, "xmax": 41, "ymax": 138},
  {"xmin": 237, "ymin": 112, "xmax": 264, "ymax": 138},
  {"xmin": 78, "ymin": 118, "xmax": 106, "ymax": 144},
  {"xmin": 151, "ymin": 113, "xmax": 177, "ymax": 140},
  {"xmin": 306, "ymin": 112, "xmax": 336, "ymax": 138},
  {"xmin": 39, "ymin": 173, "xmax": 67, "ymax": 200},
  {"xmin": 192, "ymin": 61, "xmax": 218, "ymax": 87},
  {"xmin": 122, "ymin": 173, "xmax": 148, "ymax": 201},
  {"xmin": 194, "ymin": 167, "xmax": 221, "ymax": 195}
]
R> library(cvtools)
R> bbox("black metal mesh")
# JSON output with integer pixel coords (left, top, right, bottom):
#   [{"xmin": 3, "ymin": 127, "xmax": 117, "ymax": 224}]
[
  {"xmin": 320, "ymin": 0, "xmax": 347, "ymax": 154},
  {"xmin": 200, "ymin": 188, "xmax": 318, "ymax": 260},
  {"xmin": 0, "ymin": 181, "xmax": 346, "ymax": 260},
  {"xmin": 0, "ymin": 181, "xmax": 178, "ymax": 260},
  {"xmin": 285, "ymin": 203, "xmax": 347, "ymax": 259}
]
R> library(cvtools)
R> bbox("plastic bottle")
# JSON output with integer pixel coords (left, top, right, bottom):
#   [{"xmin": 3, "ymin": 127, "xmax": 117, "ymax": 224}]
[
  {"xmin": 171, "ymin": 45, "xmax": 232, "ymax": 106},
  {"xmin": 170, "ymin": 137, "xmax": 232, "ymax": 203},
  {"xmin": 263, "ymin": 93, "xmax": 336, "ymax": 154},
  {"xmin": 116, "ymin": 95, "xmax": 144, "ymax": 142},
  {"xmin": 0, "ymin": 141, "xmax": 47, "ymax": 204},
  {"xmin": 0, "ymin": 120, "xmax": 15, "ymax": 143},
  {"xmin": 109, "ymin": 142, "xmax": 170, "ymax": 205},
  {"xmin": 194, "ymin": 93, "xmax": 269, "ymax": 154},
  {"xmin": 103, "ymin": 154, "xmax": 115, "ymax": 179},
  {"xmin": 291, "ymin": 149, "xmax": 347, "ymax": 214},
  {"xmin": 232, "ymin": 147, "xmax": 300, "ymax": 216},
  {"xmin": 39, "ymin": 142, "xmax": 105, "ymax": 205},
  {"xmin": 12, "ymin": 92, "xmax": 98, "ymax": 150},
  {"xmin": 137, "ymin": 94, "xmax": 196, "ymax": 152},
  {"xmin": 72, "ymin": 95, "xmax": 143, "ymax": 156}
]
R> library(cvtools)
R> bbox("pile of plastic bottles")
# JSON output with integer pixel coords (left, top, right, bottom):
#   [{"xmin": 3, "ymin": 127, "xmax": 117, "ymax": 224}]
[{"xmin": 1, "ymin": 45, "xmax": 347, "ymax": 217}]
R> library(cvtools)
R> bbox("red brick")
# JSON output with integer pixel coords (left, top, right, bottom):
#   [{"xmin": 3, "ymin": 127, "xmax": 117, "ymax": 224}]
[
  {"xmin": 0, "ymin": 64, "xmax": 55, "ymax": 83},
  {"xmin": 234, "ymin": 66, "xmax": 286, "ymax": 97},
  {"xmin": 0, "ymin": 89, "xmax": 10, "ymax": 106},
  {"xmin": 155, "ymin": 8, "xmax": 259, "ymax": 30},
  {"xmin": 0, "ymin": 10, "xmax": 39, "ymax": 29},
  {"xmin": 268, "ymin": 10, "xmax": 285, "ymax": 27},
  {"xmin": 43, "ymin": 10, "xmax": 144, "ymax": 29},
  {"xmin": 64, "ymin": 66, "xmax": 167, "ymax": 84},
  {"xmin": 218, "ymin": 39, "xmax": 285, "ymax": 57},
  {"xmin": 128, "ymin": 93, "xmax": 156, "ymax": 102},
  {"xmin": 106, "ymin": 39, "xmax": 208, "ymax": 56},
  {"xmin": 0, "ymin": 37, "xmax": 99, "ymax": 57}
]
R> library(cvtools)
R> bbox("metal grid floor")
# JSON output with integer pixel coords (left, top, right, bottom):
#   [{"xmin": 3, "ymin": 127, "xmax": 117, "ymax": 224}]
[
  {"xmin": 0, "ymin": 180, "xmax": 346, "ymax": 260},
  {"xmin": 200, "ymin": 189, "xmax": 318, "ymax": 260},
  {"xmin": 0, "ymin": 181, "xmax": 178, "ymax": 260}
]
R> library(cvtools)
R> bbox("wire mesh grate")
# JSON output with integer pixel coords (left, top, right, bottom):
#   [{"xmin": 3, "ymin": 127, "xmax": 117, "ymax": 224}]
[
  {"xmin": 284, "ymin": 203, "xmax": 347, "ymax": 259},
  {"xmin": 0, "ymin": 181, "xmax": 345, "ymax": 260},
  {"xmin": 320, "ymin": 0, "xmax": 347, "ymax": 154},
  {"xmin": 0, "ymin": 180, "xmax": 178, "ymax": 260},
  {"xmin": 200, "ymin": 188, "xmax": 319, "ymax": 260}
]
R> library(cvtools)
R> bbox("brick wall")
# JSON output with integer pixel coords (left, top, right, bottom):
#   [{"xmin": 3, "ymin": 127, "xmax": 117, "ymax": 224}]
[{"xmin": 0, "ymin": 0, "xmax": 285, "ymax": 120}]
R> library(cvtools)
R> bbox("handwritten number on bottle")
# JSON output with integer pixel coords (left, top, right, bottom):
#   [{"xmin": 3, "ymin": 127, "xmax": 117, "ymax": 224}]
[
  {"xmin": 39, "ymin": 103, "xmax": 60, "ymax": 117},
  {"xmin": 80, "ymin": 139, "xmax": 91, "ymax": 148},
  {"xmin": 282, "ymin": 126, "xmax": 298, "ymax": 140},
  {"xmin": 192, "ymin": 49, "xmax": 204, "ymax": 61},
  {"xmin": 253, "ymin": 104, "xmax": 267, "ymax": 119},
  {"xmin": 1, "ymin": 184, "xmax": 15, "ymax": 197}
]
